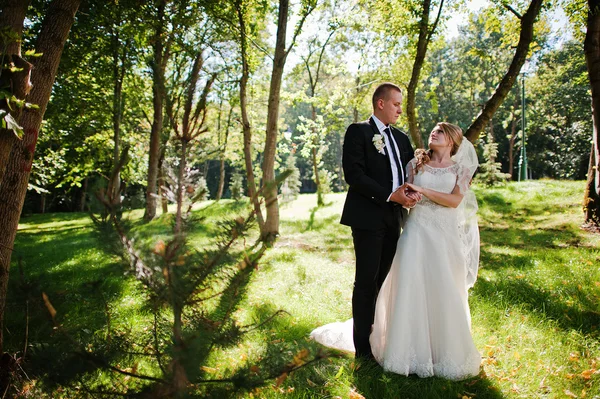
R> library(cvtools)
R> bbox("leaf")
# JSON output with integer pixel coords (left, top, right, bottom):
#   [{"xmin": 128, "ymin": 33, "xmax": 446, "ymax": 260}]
[
  {"xmin": 580, "ymin": 369, "xmax": 597, "ymax": 379},
  {"xmin": 3, "ymin": 112, "xmax": 23, "ymax": 139},
  {"xmin": 291, "ymin": 349, "xmax": 309, "ymax": 366},
  {"xmin": 564, "ymin": 389, "xmax": 578, "ymax": 398},
  {"xmin": 23, "ymin": 49, "xmax": 43, "ymax": 57},
  {"xmin": 24, "ymin": 102, "xmax": 39, "ymax": 110},
  {"xmin": 349, "ymin": 388, "xmax": 365, "ymax": 399},
  {"xmin": 275, "ymin": 372, "xmax": 287, "ymax": 387}
]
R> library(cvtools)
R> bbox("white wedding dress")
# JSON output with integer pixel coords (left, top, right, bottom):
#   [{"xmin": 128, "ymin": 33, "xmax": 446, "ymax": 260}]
[
  {"xmin": 369, "ymin": 161, "xmax": 480, "ymax": 380},
  {"xmin": 311, "ymin": 146, "xmax": 481, "ymax": 381}
]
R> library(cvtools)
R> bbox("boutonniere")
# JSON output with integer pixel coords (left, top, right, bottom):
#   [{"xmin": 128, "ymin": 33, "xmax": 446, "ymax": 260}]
[{"xmin": 372, "ymin": 134, "xmax": 385, "ymax": 154}]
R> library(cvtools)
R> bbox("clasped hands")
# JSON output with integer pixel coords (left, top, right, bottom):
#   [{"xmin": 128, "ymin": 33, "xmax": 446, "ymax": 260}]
[{"xmin": 390, "ymin": 183, "xmax": 422, "ymax": 208}]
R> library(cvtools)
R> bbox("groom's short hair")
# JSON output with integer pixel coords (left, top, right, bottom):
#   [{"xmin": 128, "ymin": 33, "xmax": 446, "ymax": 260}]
[{"xmin": 372, "ymin": 83, "xmax": 402, "ymax": 109}]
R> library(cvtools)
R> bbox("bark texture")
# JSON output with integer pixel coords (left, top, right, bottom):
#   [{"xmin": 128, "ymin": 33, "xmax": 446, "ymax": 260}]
[
  {"xmin": 144, "ymin": 0, "xmax": 170, "ymax": 221},
  {"xmin": 406, "ymin": 0, "xmax": 443, "ymax": 149},
  {"xmin": 0, "ymin": 0, "xmax": 81, "ymax": 355},
  {"xmin": 584, "ymin": 0, "xmax": 600, "ymax": 226}
]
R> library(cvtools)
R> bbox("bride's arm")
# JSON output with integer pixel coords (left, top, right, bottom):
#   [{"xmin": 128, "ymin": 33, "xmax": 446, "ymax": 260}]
[{"xmin": 405, "ymin": 182, "xmax": 464, "ymax": 208}]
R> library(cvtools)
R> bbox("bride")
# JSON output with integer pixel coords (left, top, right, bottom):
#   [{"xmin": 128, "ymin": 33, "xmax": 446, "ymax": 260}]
[{"xmin": 311, "ymin": 122, "xmax": 481, "ymax": 380}]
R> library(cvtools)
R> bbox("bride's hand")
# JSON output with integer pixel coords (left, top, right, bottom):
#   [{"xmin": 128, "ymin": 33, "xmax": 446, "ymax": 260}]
[{"xmin": 405, "ymin": 183, "xmax": 423, "ymax": 197}]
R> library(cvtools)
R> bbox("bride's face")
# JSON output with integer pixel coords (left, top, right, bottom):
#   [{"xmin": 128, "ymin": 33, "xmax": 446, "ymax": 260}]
[{"xmin": 428, "ymin": 126, "xmax": 451, "ymax": 149}]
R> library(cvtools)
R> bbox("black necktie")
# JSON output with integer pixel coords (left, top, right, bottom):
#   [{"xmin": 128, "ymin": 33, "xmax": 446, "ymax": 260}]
[{"xmin": 383, "ymin": 127, "xmax": 404, "ymax": 185}]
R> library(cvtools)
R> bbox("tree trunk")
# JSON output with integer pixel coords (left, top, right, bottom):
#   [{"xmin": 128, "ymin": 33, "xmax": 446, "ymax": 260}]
[
  {"xmin": 144, "ymin": 0, "xmax": 169, "ymax": 221},
  {"xmin": 261, "ymin": 0, "xmax": 291, "ymax": 244},
  {"xmin": 110, "ymin": 28, "xmax": 126, "ymax": 208},
  {"xmin": 0, "ymin": 0, "xmax": 80, "ymax": 356},
  {"xmin": 0, "ymin": 1, "xmax": 31, "ymax": 186},
  {"xmin": 79, "ymin": 176, "xmax": 88, "ymax": 212},
  {"xmin": 216, "ymin": 104, "xmax": 233, "ymax": 201},
  {"xmin": 406, "ymin": 0, "xmax": 432, "ymax": 149},
  {"xmin": 508, "ymin": 105, "xmax": 518, "ymax": 179},
  {"xmin": 310, "ymin": 106, "xmax": 323, "ymax": 206},
  {"xmin": 159, "ymin": 165, "xmax": 169, "ymax": 214},
  {"xmin": 465, "ymin": 0, "xmax": 544, "ymax": 142},
  {"xmin": 236, "ymin": 1, "xmax": 265, "ymax": 230},
  {"xmin": 175, "ymin": 139, "xmax": 187, "ymax": 235},
  {"xmin": 584, "ymin": 0, "xmax": 600, "ymax": 226}
]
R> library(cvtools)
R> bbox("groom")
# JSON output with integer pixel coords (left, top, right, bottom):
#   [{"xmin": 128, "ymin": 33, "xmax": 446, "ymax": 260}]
[{"xmin": 340, "ymin": 82, "xmax": 416, "ymax": 360}]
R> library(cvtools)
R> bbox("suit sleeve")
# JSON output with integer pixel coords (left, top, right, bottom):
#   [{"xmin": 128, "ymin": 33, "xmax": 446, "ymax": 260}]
[{"xmin": 342, "ymin": 124, "xmax": 391, "ymax": 203}]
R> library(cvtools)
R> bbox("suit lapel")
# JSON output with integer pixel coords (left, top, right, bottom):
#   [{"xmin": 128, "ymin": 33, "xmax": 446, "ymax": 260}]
[{"xmin": 368, "ymin": 117, "xmax": 392, "ymax": 168}]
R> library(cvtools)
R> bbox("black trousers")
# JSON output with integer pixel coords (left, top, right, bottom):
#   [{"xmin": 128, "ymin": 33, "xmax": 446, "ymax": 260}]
[{"xmin": 351, "ymin": 219, "xmax": 400, "ymax": 358}]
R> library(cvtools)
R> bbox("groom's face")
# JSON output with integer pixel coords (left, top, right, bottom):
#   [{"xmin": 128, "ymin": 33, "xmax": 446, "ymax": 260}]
[{"xmin": 378, "ymin": 90, "xmax": 403, "ymax": 125}]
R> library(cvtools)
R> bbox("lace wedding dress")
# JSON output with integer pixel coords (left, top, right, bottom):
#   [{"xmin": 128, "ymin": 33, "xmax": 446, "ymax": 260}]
[
  {"xmin": 311, "ymin": 142, "xmax": 481, "ymax": 381},
  {"xmin": 369, "ymin": 160, "xmax": 481, "ymax": 380}
]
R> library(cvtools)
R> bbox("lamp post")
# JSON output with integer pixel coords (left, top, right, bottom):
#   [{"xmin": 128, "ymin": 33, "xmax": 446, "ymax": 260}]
[{"xmin": 518, "ymin": 72, "xmax": 528, "ymax": 181}]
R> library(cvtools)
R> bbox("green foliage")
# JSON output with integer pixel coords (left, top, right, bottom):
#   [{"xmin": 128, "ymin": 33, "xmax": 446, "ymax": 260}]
[
  {"xmin": 280, "ymin": 153, "xmax": 301, "ymax": 200},
  {"xmin": 526, "ymin": 40, "xmax": 591, "ymax": 180},
  {"xmin": 476, "ymin": 130, "xmax": 511, "ymax": 186},
  {"xmin": 230, "ymin": 171, "xmax": 245, "ymax": 201}
]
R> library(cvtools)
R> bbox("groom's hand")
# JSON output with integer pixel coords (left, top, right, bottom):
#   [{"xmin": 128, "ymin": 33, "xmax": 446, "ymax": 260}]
[{"xmin": 390, "ymin": 184, "xmax": 419, "ymax": 208}]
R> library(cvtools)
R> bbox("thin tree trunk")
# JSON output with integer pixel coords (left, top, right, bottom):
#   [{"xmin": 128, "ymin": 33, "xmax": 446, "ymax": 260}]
[
  {"xmin": 110, "ymin": 28, "xmax": 126, "ymax": 207},
  {"xmin": 508, "ymin": 104, "xmax": 518, "ymax": 179},
  {"xmin": 310, "ymin": 106, "xmax": 323, "ymax": 206},
  {"xmin": 236, "ymin": 1, "xmax": 264, "ymax": 230},
  {"xmin": 79, "ymin": 176, "xmax": 88, "ymax": 212},
  {"xmin": 216, "ymin": 104, "xmax": 233, "ymax": 200},
  {"xmin": 262, "ymin": 0, "xmax": 290, "ymax": 244},
  {"xmin": 159, "ymin": 164, "xmax": 168, "ymax": 214},
  {"xmin": 0, "ymin": 0, "xmax": 80, "ymax": 356},
  {"xmin": 175, "ymin": 139, "xmax": 187, "ymax": 235},
  {"xmin": 465, "ymin": 0, "xmax": 544, "ymax": 142},
  {"xmin": 144, "ymin": 0, "xmax": 169, "ymax": 221},
  {"xmin": 584, "ymin": 0, "xmax": 600, "ymax": 225},
  {"xmin": 406, "ymin": 0, "xmax": 443, "ymax": 149}
]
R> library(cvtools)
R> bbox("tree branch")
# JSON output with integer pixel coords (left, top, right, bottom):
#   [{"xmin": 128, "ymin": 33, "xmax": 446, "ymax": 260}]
[{"xmin": 503, "ymin": 4, "xmax": 522, "ymax": 19}]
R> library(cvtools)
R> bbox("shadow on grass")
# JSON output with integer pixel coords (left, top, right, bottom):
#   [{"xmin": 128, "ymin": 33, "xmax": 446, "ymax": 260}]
[
  {"xmin": 7, "ymin": 219, "xmax": 135, "ymax": 389},
  {"xmin": 473, "ymin": 278, "xmax": 600, "ymax": 337},
  {"xmin": 229, "ymin": 303, "xmax": 506, "ymax": 399}
]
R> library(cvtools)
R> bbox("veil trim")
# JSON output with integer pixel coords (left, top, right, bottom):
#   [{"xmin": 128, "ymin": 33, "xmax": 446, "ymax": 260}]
[{"xmin": 451, "ymin": 139, "xmax": 480, "ymax": 289}]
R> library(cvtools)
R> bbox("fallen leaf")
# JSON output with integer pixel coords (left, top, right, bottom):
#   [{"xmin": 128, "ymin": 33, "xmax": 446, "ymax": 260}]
[
  {"xmin": 564, "ymin": 389, "xmax": 578, "ymax": 398},
  {"xmin": 275, "ymin": 372, "xmax": 288, "ymax": 388},
  {"xmin": 349, "ymin": 388, "xmax": 365, "ymax": 399},
  {"xmin": 581, "ymin": 369, "xmax": 597, "ymax": 379}
]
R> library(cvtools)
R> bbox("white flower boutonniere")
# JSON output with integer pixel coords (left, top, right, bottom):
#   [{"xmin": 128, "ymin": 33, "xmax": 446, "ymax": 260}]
[{"xmin": 372, "ymin": 134, "xmax": 385, "ymax": 155}]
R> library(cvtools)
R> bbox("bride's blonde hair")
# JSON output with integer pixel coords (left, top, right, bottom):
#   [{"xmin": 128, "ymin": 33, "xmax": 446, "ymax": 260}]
[{"xmin": 415, "ymin": 122, "xmax": 464, "ymax": 171}]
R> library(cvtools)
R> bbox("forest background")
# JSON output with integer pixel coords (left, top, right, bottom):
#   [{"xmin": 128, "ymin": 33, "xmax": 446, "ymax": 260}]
[{"xmin": 8, "ymin": 0, "xmax": 592, "ymax": 216}]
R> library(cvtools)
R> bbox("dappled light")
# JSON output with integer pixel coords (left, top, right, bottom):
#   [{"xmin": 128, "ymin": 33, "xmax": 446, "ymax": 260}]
[{"xmin": 4, "ymin": 184, "xmax": 600, "ymax": 397}]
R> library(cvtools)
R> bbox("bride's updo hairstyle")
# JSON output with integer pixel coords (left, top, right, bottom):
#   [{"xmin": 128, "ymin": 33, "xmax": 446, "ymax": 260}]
[{"xmin": 415, "ymin": 122, "xmax": 463, "ymax": 171}]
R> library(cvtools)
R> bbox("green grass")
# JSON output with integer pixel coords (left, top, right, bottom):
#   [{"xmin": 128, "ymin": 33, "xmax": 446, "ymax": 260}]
[{"xmin": 5, "ymin": 180, "xmax": 600, "ymax": 398}]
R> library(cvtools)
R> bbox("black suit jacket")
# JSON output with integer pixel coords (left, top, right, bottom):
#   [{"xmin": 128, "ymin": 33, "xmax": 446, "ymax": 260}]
[{"xmin": 340, "ymin": 117, "xmax": 414, "ymax": 230}]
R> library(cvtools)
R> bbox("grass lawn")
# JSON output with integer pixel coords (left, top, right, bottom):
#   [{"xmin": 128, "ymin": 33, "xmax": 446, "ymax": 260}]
[{"xmin": 5, "ymin": 180, "xmax": 600, "ymax": 398}]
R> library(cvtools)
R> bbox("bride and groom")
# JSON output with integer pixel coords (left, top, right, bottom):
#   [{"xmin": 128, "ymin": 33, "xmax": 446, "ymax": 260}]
[{"xmin": 311, "ymin": 83, "xmax": 481, "ymax": 380}]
